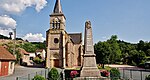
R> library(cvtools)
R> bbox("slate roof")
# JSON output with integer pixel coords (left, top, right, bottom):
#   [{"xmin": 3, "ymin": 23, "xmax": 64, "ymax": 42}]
[
  {"xmin": 53, "ymin": 0, "xmax": 62, "ymax": 13},
  {"xmin": 69, "ymin": 33, "xmax": 82, "ymax": 44},
  {"xmin": 0, "ymin": 46, "xmax": 16, "ymax": 60}
]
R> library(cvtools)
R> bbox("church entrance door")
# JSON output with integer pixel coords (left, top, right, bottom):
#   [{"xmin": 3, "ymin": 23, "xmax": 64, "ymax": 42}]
[{"xmin": 54, "ymin": 59, "xmax": 59, "ymax": 67}]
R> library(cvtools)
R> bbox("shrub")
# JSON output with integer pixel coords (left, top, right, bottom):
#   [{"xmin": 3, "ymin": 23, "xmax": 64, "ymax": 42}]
[
  {"xmin": 70, "ymin": 70, "xmax": 79, "ymax": 78},
  {"xmin": 33, "ymin": 57, "xmax": 43, "ymax": 64},
  {"xmin": 131, "ymin": 61, "xmax": 137, "ymax": 66},
  {"xmin": 48, "ymin": 68, "xmax": 59, "ymax": 80},
  {"xmin": 97, "ymin": 65, "xmax": 102, "ymax": 69},
  {"xmin": 138, "ymin": 62, "xmax": 145, "ymax": 68},
  {"xmin": 100, "ymin": 70, "xmax": 110, "ymax": 77},
  {"xmin": 110, "ymin": 68, "xmax": 120, "ymax": 80},
  {"xmin": 145, "ymin": 74, "xmax": 150, "ymax": 80},
  {"xmin": 32, "ymin": 75, "xmax": 46, "ymax": 80},
  {"xmin": 65, "ymin": 69, "xmax": 80, "ymax": 79}
]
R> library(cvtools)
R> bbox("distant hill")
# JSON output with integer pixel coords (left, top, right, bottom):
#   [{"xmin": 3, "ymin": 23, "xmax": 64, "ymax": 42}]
[
  {"xmin": 0, "ymin": 34, "xmax": 23, "ymax": 40},
  {"xmin": 0, "ymin": 34, "xmax": 10, "ymax": 39}
]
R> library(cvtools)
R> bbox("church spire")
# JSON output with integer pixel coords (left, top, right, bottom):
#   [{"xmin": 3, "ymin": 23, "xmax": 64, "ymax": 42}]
[{"xmin": 53, "ymin": 0, "xmax": 62, "ymax": 13}]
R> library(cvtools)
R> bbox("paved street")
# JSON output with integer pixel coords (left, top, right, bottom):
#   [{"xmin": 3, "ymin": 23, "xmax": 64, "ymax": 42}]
[
  {"xmin": 0, "ymin": 65, "xmax": 45, "ymax": 80},
  {"xmin": 1, "ymin": 64, "xmax": 149, "ymax": 80}
]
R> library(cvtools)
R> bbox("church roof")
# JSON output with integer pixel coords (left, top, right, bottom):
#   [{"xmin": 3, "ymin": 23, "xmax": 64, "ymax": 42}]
[
  {"xmin": 69, "ymin": 33, "xmax": 82, "ymax": 44},
  {"xmin": 53, "ymin": 0, "xmax": 62, "ymax": 13},
  {"xmin": 0, "ymin": 46, "xmax": 16, "ymax": 61}
]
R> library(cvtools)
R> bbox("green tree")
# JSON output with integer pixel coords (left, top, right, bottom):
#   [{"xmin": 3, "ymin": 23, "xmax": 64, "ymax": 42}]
[
  {"xmin": 31, "ymin": 42, "xmax": 46, "ymax": 50},
  {"xmin": 128, "ymin": 50, "xmax": 146, "ymax": 65},
  {"xmin": 137, "ymin": 40, "xmax": 145, "ymax": 51},
  {"xmin": 107, "ymin": 35, "xmax": 121, "ymax": 63},
  {"xmin": 146, "ymin": 49, "xmax": 150, "ymax": 56},
  {"xmin": 94, "ymin": 41, "xmax": 111, "ymax": 68},
  {"xmin": 20, "ymin": 43, "xmax": 37, "ymax": 52}
]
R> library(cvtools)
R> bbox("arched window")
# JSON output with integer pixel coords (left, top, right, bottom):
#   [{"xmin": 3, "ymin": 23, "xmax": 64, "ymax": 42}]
[
  {"xmin": 56, "ymin": 21, "xmax": 58, "ymax": 29},
  {"xmin": 52, "ymin": 21, "xmax": 55, "ymax": 29},
  {"xmin": 52, "ymin": 18, "xmax": 60, "ymax": 29}
]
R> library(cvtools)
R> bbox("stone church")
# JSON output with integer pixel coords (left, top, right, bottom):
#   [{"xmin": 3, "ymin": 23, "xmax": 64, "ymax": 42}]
[{"xmin": 46, "ymin": 0, "xmax": 83, "ymax": 68}]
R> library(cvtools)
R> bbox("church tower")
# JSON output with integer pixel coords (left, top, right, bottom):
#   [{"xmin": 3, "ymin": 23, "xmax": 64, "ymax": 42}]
[
  {"xmin": 50, "ymin": 0, "xmax": 66, "ymax": 30},
  {"xmin": 46, "ymin": 0, "xmax": 66, "ymax": 68},
  {"xmin": 46, "ymin": 0, "xmax": 83, "ymax": 69}
]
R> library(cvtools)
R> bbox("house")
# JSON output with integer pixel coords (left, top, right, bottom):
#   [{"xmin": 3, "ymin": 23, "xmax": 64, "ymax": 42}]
[
  {"xmin": 29, "ymin": 53, "xmax": 36, "ymax": 60},
  {"xmin": 18, "ymin": 48, "xmax": 30, "ymax": 66},
  {"xmin": 0, "ymin": 46, "xmax": 16, "ymax": 76},
  {"xmin": 35, "ymin": 49, "xmax": 46, "ymax": 60}
]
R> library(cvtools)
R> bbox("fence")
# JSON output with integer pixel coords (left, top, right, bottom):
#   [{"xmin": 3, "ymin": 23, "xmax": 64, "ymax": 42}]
[
  {"xmin": 16, "ymin": 69, "xmax": 50, "ymax": 80},
  {"xmin": 119, "ymin": 68, "xmax": 150, "ymax": 80},
  {"xmin": 16, "ymin": 68, "xmax": 150, "ymax": 80}
]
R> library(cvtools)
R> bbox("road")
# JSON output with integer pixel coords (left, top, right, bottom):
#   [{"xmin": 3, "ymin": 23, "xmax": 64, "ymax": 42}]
[{"xmin": 0, "ymin": 66, "xmax": 45, "ymax": 80}]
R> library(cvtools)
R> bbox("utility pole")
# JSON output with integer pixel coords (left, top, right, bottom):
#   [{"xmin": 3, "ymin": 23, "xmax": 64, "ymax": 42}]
[{"xmin": 13, "ymin": 28, "xmax": 16, "ymax": 57}]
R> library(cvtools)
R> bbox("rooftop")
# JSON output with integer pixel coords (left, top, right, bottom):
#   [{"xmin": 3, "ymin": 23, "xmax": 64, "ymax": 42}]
[{"xmin": 0, "ymin": 46, "xmax": 16, "ymax": 60}]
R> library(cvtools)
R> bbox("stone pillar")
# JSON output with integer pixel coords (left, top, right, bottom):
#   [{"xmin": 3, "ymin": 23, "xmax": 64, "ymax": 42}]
[
  {"xmin": 62, "ymin": 31, "xmax": 66, "ymax": 68},
  {"xmin": 80, "ymin": 21, "xmax": 101, "ymax": 77}
]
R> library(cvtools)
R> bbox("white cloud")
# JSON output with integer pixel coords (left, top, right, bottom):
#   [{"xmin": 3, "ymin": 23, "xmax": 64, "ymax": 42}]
[
  {"xmin": 0, "ymin": 0, "xmax": 47, "ymax": 13},
  {"xmin": 35, "ymin": 0, "xmax": 48, "ymax": 12},
  {"xmin": 0, "ymin": 28, "xmax": 14, "ymax": 38},
  {"xmin": 23, "ymin": 33, "xmax": 45, "ymax": 42},
  {"xmin": 0, "ymin": 15, "xmax": 17, "ymax": 29}
]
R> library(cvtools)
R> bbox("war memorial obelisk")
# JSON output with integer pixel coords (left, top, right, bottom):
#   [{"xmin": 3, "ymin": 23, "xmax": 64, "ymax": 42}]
[{"xmin": 80, "ymin": 21, "xmax": 101, "ymax": 77}]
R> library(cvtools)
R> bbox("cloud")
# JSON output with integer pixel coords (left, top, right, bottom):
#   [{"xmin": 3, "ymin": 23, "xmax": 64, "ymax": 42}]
[
  {"xmin": 23, "ymin": 33, "xmax": 45, "ymax": 42},
  {"xmin": 0, "ymin": 0, "xmax": 47, "ymax": 13},
  {"xmin": 35, "ymin": 0, "xmax": 48, "ymax": 12},
  {"xmin": 0, "ymin": 15, "xmax": 17, "ymax": 29},
  {"xmin": 0, "ymin": 28, "xmax": 14, "ymax": 37}
]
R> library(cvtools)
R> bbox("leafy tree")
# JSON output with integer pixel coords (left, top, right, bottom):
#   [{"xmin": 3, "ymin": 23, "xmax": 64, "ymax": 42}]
[
  {"xmin": 94, "ymin": 41, "xmax": 111, "ymax": 68},
  {"xmin": 146, "ymin": 49, "xmax": 150, "ymax": 56},
  {"xmin": 137, "ymin": 40, "xmax": 145, "ymax": 51},
  {"xmin": 20, "ymin": 43, "xmax": 37, "ymax": 52},
  {"xmin": 31, "ymin": 42, "xmax": 46, "ymax": 50},
  {"xmin": 128, "ymin": 50, "xmax": 146, "ymax": 65},
  {"xmin": 94, "ymin": 35, "xmax": 148, "ymax": 66},
  {"xmin": 107, "ymin": 35, "xmax": 121, "ymax": 63}
]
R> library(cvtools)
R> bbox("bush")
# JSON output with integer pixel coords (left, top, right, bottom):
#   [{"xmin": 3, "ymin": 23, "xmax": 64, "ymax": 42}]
[
  {"xmin": 33, "ymin": 57, "xmax": 43, "ymax": 64},
  {"xmin": 145, "ymin": 74, "xmax": 150, "ymax": 80},
  {"xmin": 100, "ymin": 70, "xmax": 110, "ymax": 77},
  {"xmin": 110, "ymin": 68, "xmax": 120, "ymax": 80},
  {"xmin": 21, "ymin": 62, "xmax": 27, "ymax": 66},
  {"xmin": 48, "ymin": 68, "xmax": 59, "ymax": 80},
  {"xmin": 138, "ymin": 62, "xmax": 145, "ymax": 68},
  {"xmin": 32, "ymin": 75, "xmax": 46, "ymax": 80},
  {"xmin": 65, "ymin": 69, "xmax": 80, "ymax": 79},
  {"xmin": 70, "ymin": 70, "xmax": 79, "ymax": 78}
]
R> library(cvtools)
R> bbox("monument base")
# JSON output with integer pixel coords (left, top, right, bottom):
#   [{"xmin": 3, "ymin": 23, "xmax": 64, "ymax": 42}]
[
  {"xmin": 80, "ymin": 67, "xmax": 101, "ymax": 77},
  {"xmin": 74, "ymin": 77, "xmax": 110, "ymax": 80}
]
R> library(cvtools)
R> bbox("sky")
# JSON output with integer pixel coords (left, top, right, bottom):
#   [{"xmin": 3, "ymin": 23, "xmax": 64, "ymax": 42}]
[{"xmin": 0, "ymin": 0, "xmax": 150, "ymax": 43}]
